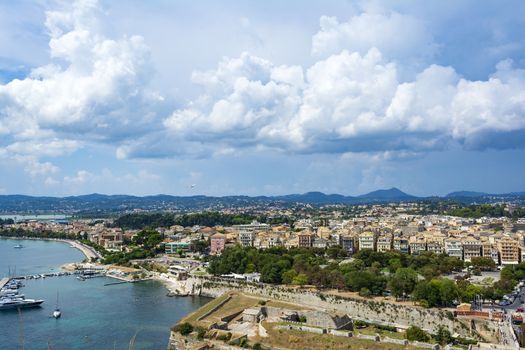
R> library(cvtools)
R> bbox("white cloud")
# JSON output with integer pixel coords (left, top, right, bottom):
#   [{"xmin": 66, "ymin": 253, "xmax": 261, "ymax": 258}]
[
  {"xmin": 64, "ymin": 170, "xmax": 93, "ymax": 185},
  {"xmin": 1, "ymin": 0, "xmax": 525, "ymax": 167},
  {"xmin": 311, "ymin": 9, "xmax": 437, "ymax": 66},
  {"xmin": 0, "ymin": 0, "xmax": 161, "ymax": 164},
  {"xmin": 6, "ymin": 139, "xmax": 81, "ymax": 157},
  {"xmin": 163, "ymin": 46, "xmax": 525, "ymax": 156},
  {"xmin": 16, "ymin": 156, "xmax": 59, "ymax": 177}
]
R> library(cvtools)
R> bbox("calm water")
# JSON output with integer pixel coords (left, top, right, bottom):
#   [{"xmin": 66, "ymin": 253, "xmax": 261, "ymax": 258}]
[{"xmin": 0, "ymin": 238, "xmax": 210, "ymax": 349}]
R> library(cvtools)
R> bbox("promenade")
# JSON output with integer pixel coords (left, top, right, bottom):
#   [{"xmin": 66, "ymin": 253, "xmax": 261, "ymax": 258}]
[{"xmin": 63, "ymin": 239, "xmax": 102, "ymax": 260}]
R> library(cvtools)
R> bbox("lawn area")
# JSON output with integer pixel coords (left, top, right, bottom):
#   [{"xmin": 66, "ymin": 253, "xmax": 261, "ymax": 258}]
[
  {"xmin": 357, "ymin": 326, "xmax": 406, "ymax": 340},
  {"xmin": 207, "ymin": 292, "xmax": 260, "ymax": 319},
  {"xmin": 261, "ymin": 322, "xmax": 423, "ymax": 350},
  {"xmin": 265, "ymin": 298, "xmax": 313, "ymax": 311},
  {"xmin": 180, "ymin": 293, "xmax": 231, "ymax": 325}
]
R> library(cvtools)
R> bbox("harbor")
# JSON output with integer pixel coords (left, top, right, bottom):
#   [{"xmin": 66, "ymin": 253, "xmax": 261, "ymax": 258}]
[{"xmin": 0, "ymin": 237, "xmax": 210, "ymax": 349}]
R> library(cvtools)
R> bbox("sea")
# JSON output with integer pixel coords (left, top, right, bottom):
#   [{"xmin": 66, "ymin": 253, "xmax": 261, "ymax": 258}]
[{"xmin": 0, "ymin": 238, "xmax": 210, "ymax": 349}]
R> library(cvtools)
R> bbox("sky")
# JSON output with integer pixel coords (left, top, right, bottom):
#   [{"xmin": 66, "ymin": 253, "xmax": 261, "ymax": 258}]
[{"xmin": 0, "ymin": 0, "xmax": 525, "ymax": 197}]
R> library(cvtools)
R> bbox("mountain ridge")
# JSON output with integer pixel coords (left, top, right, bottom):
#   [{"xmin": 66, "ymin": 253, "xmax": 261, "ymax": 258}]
[{"xmin": 0, "ymin": 188, "xmax": 524, "ymax": 213}]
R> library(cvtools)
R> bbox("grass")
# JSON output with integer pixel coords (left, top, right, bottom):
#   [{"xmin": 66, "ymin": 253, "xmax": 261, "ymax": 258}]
[
  {"xmin": 357, "ymin": 326, "xmax": 406, "ymax": 340},
  {"xmin": 180, "ymin": 293, "xmax": 231, "ymax": 325},
  {"xmin": 209, "ymin": 293, "xmax": 260, "ymax": 319},
  {"xmin": 261, "ymin": 322, "xmax": 425, "ymax": 350},
  {"xmin": 265, "ymin": 299, "xmax": 312, "ymax": 311}
]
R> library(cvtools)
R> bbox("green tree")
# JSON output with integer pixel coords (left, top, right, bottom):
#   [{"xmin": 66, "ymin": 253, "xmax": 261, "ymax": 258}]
[
  {"xmin": 406, "ymin": 326, "xmax": 430, "ymax": 342},
  {"xmin": 434, "ymin": 325, "xmax": 452, "ymax": 345},
  {"xmin": 388, "ymin": 268, "xmax": 418, "ymax": 298},
  {"xmin": 174, "ymin": 322, "xmax": 194, "ymax": 336},
  {"xmin": 470, "ymin": 257, "xmax": 496, "ymax": 271},
  {"xmin": 281, "ymin": 269, "xmax": 298, "ymax": 284},
  {"xmin": 292, "ymin": 273, "xmax": 309, "ymax": 286}
]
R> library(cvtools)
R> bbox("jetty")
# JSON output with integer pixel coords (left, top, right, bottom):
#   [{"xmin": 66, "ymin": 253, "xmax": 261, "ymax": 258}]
[{"xmin": 0, "ymin": 278, "xmax": 10, "ymax": 290}]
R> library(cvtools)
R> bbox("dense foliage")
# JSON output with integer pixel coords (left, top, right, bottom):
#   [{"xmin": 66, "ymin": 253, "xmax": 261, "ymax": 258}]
[
  {"xmin": 114, "ymin": 212, "xmax": 261, "ymax": 229},
  {"xmin": 406, "ymin": 326, "xmax": 430, "ymax": 342},
  {"xmin": 0, "ymin": 218, "xmax": 15, "ymax": 225},
  {"xmin": 113, "ymin": 211, "xmax": 296, "ymax": 230},
  {"xmin": 209, "ymin": 246, "xmax": 471, "ymax": 305},
  {"xmin": 0, "ymin": 227, "xmax": 79, "ymax": 240},
  {"xmin": 114, "ymin": 213, "xmax": 176, "ymax": 229},
  {"xmin": 101, "ymin": 229, "xmax": 164, "ymax": 265},
  {"xmin": 447, "ymin": 204, "xmax": 525, "ymax": 219}
]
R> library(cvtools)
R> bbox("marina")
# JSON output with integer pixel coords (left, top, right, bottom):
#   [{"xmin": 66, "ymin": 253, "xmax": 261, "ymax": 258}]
[{"xmin": 0, "ymin": 238, "xmax": 209, "ymax": 349}]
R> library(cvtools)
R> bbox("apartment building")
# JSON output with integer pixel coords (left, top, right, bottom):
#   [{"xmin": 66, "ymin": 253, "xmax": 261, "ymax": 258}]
[
  {"xmin": 298, "ymin": 232, "xmax": 313, "ymax": 248},
  {"xmin": 462, "ymin": 237, "xmax": 482, "ymax": 262},
  {"xmin": 444, "ymin": 238, "xmax": 463, "ymax": 259},
  {"xmin": 498, "ymin": 235, "xmax": 519, "ymax": 265},
  {"xmin": 210, "ymin": 233, "xmax": 226, "ymax": 255},
  {"xmin": 393, "ymin": 236, "xmax": 410, "ymax": 254},
  {"xmin": 358, "ymin": 231, "xmax": 376, "ymax": 251},
  {"xmin": 239, "ymin": 230, "xmax": 256, "ymax": 247},
  {"xmin": 409, "ymin": 234, "xmax": 427, "ymax": 255},
  {"xmin": 340, "ymin": 236, "xmax": 356, "ymax": 255},
  {"xmin": 426, "ymin": 238, "xmax": 444, "ymax": 254},
  {"xmin": 376, "ymin": 234, "xmax": 392, "ymax": 252}
]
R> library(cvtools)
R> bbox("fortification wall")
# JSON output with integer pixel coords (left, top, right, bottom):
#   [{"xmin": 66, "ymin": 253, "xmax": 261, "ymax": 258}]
[{"xmin": 167, "ymin": 276, "xmax": 497, "ymax": 338}]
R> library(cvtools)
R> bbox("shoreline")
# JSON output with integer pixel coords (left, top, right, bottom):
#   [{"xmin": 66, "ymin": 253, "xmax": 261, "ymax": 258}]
[{"xmin": 0, "ymin": 235, "xmax": 101, "ymax": 261}]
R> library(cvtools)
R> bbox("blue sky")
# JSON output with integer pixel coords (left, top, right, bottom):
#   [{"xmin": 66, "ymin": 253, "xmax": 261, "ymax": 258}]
[{"xmin": 0, "ymin": 0, "xmax": 524, "ymax": 197}]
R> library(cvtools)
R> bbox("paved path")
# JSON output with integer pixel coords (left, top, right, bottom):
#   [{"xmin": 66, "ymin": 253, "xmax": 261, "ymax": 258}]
[{"xmin": 63, "ymin": 240, "xmax": 102, "ymax": 260}]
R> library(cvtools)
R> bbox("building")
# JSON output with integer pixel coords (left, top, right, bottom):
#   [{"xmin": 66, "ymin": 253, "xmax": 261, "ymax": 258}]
[
  {"xmin": 498, "ymin": 236, "xmax": 519, "ymax": 265},
  {"xmin": 462, "ymin": 237, "xmax": 482, "ymax": 262},
  {"xmin": 445, "ymin": 238, "xmax": 463, "ymax": 260},
  {"xmin": 235, "ymin": 221, "xmax": 269, "ymax": 247},
  {"xmin": 210, "ymin": 233, "xmax": 226, "ymax": 255},
  {"xmin": 376, "ymin": 234, "xmax": 392, "ymax": 252},
  {"xmin": 409, "ymin": 235, "xmax": 427, "ymax": 255},
  {"xmin": 340, "ymin": 236, "xmax": 356, "ymax": 255},
  {"xmin": 312, "ymin": 237, "xmax": 329, "ymax": 249},
  {"xmin": 165, "ymin": 242, "xmax": 191, "ymax": 254},
  {"xmin": 298, "ymin": 232, "xmax": 313, "ymax": 248},
  {"xmin": 358, "ymin": 231, "xmax": 376, "ymax": 251},
  {"xmin": 393, "ymin": 236, "xmax": 409, "ymax": 254},
  {"xmin": 239, "ymin": 229, "xmax": 255, "ymax": 247}
]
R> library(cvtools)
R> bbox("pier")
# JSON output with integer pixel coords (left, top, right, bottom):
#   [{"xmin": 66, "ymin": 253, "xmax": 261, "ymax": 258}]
[{"xmin": 0, "ymin": 277, "xmax": 10, "ymax": 290}]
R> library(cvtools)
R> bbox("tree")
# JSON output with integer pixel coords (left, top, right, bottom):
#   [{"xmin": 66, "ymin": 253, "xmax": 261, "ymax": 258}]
[
  {"xmin": 471, "ymin": 257, "xmax": 496, "ymax": 271},
  {"xmin": 388, "ymin": 268, "xmax": 418, "ymax": 298},
  {"xmin": 174, "ymin": 322, "xmax": 194, "ymax": 336},
  {"xmin": 281, "ymin": 269, "xmax": 297, "ymax": 284},
  {"xmin": 406, "ymin": 326, "xmax": 430, "ymax": 342},
  {"xmin": 434, "ymin": 325, "xmax": 452, "ymax": 345},
  {"xmin": 292, "ymin": 273, "xmax": 309, "ymax": 286}
]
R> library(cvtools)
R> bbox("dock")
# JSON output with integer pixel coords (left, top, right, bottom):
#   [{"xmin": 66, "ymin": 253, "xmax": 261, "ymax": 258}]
[{"xmin": 0, "ymin": 278, "xmax": 10, "ymax": 290}]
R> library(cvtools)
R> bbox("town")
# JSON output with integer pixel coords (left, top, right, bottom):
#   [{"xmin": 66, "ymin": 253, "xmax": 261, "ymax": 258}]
[{"xmin": 2, "ymin": 201, "xmax": 525, "ymax": 349}]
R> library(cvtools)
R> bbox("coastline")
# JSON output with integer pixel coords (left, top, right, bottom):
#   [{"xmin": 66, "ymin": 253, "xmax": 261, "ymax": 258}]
[{"xmin": 0, "ymin": 235, "xmax": 101, "ymax": 261}]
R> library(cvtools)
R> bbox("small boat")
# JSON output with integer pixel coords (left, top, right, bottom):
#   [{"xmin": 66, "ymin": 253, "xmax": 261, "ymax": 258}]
[
  {"xmin": 52, "ymin": 292, "xmax": 61, "ymax": 319},
  {"xmin": 13, "ymin": 244, "xmax": 23, "ymax": 249}
]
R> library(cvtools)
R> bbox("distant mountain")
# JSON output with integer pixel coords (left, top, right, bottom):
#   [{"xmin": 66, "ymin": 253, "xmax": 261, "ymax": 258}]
[
  {"xmin": 277, "ymin": 192, "xmax": 349, "ymax": 204},
  {"xmin": 0, "ymin": 188, "xmax": 524, "ymax": 214},
  {"xmin": 358, "ymin": 187, "xmax": 416, "ymax": 201},
  {"xmin": 446, "ymin": 191, "xmax": 489, "ymax": 198}
]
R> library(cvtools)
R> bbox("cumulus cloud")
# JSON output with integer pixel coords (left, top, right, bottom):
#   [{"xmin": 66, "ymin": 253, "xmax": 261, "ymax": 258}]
[
  {"xmin": 1, "ymin": 0, "xmax": 525, "ymax": 169},
  {"xmin": 164, "ymin": 48, "xmax": 525, "ymax": 156},
  {"xmin": 0, "ymin": 0, "xmax": 161, "ymax": 175},
  {"xmin": 311, "ymin": 8, "xmax": 437, "ymax": 68}
]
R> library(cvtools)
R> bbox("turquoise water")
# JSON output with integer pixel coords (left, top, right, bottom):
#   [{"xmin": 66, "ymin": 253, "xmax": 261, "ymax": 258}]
[{"xmin": 0, "ymin": 238, "xmax": 210, "ymax": 349}]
